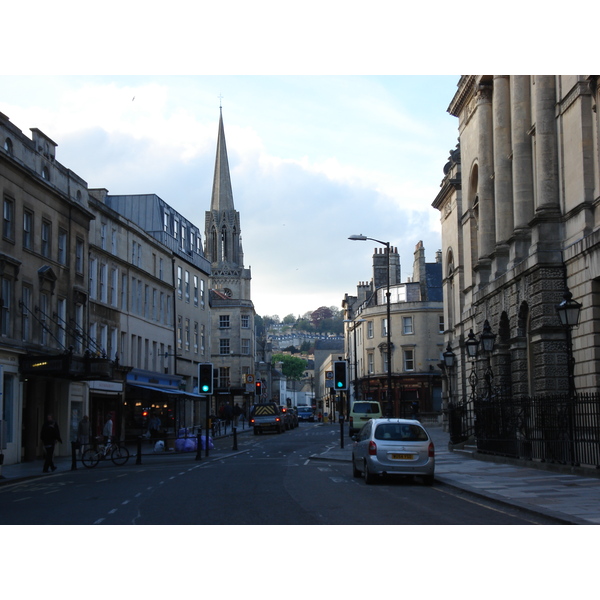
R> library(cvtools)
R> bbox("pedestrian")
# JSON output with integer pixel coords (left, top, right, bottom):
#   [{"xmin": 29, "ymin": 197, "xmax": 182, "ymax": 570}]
[
  {"xmin": 103, "ymin": 413, "xmax": 113, "ymax": 445},
  {"xmin": 40, "ymin": 414, "xmax": 62, "ymax": 473},
  {"xmin": 148, "ymin": 413, "xmax": 161, "ymax": 441},
  {"xmin": 77, "ymin": 415, "xmax": 91, "ymax": 457}
]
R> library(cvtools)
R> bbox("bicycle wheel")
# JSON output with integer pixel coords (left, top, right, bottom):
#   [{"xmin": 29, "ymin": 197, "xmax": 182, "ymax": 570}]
[
  {"xmin": 110, "ymin": 444, "xmax": 130, "ymax": 466},
  {"xmin": 82, "ymin": 448, "xmax": 100, "ymax": 468}
]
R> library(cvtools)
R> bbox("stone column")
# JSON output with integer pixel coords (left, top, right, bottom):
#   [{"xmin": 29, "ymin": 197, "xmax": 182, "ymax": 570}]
[
  {"xmin": 493, "ymin": 75, "xmax": 513, "ymax": 275},
  {"xmin": 534, "ymin": 75, "xmax": 560, "ymax": 212},
  {"xmin": 510, "ymin": 75, "xmax": 534, "ymax": 266},
  {"xmin": 476, "ymin": 83, "xmax": 495, "ymax": 282}
]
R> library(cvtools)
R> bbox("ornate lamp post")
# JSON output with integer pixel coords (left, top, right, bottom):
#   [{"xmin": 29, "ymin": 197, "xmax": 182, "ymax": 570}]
[
  {"xmin": 556, "ymin": 289, "xmax": 582, "ymax": 398},
  {"xmin": 349, "ymin": 234, "xmax": 393, "ymax": 417}
]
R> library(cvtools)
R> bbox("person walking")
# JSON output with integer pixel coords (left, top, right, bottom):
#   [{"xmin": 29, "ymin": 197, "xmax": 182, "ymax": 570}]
[
  {"xmin": 103, "ymin": 413, "xmax": 113, "ymax": 444},
  {"xmin": 77, "ymin": 415, "xmax": 91, "ymax": 457},
  {"xmin": 40, "ymin": 414, "xmax": 62, "ymax": 473}
]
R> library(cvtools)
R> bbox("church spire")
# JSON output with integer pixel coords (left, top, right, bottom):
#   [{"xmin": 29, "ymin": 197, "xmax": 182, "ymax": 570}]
[{"xmin": 210, "ymin": 108, "xmax": 235, "ymax": 212}]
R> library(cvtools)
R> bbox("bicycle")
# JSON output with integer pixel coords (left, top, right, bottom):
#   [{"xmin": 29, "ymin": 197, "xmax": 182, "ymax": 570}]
[{"xmin": 82, "ymin": 437, "xmax": 130, "ymax": 468}]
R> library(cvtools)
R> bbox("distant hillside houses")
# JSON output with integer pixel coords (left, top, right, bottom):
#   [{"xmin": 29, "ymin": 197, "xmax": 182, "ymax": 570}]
[{"xmin": 268, "ymin": 331, "xmax": 344, "ymax": 350}]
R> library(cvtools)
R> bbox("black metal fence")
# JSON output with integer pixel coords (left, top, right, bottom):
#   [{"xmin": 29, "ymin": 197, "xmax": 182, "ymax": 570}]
[{"xmin": 448, "ymin": 392, "xmax": 600, "ymax": 468}]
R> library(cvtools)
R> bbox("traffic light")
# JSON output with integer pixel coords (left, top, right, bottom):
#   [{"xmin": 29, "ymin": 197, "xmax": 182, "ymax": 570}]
[
  {"xmin": 255, "ymin": 380, "xmax": 262, "ymax": 395},
  {"xmin": 198, "ymin": 363, "xmax": 213, "ymax": 394},
  {"xmin": 333, "ymin": 360, "xmax": 348, "ymax": 391}
]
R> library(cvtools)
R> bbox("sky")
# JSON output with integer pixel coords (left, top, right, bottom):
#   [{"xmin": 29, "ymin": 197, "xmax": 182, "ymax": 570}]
[{"xmin": 1, "ymin": 74, "xmax": 459, "ymax": 318}]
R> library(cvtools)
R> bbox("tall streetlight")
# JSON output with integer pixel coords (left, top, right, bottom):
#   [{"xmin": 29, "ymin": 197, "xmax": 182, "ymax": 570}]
[{"xmin": 349, "ymin": 234, "xmax": 393, "ymax": 417}]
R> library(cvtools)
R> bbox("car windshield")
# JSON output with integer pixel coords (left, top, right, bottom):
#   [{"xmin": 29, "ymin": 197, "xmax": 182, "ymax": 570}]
[
  {"xmin": 353, "ymin": 402, "xmax": 379, "ymax": 413},
  {"xmin": 374, "ymin": 423, "xmax": 428, "ymax": 442}
]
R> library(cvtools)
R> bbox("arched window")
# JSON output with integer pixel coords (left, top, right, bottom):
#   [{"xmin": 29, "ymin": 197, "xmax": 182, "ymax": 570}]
[
  {"xmin": 41, "ymin": 165, "xmax": 50, "ymax": 180},
  {"xmin": 221, "ymin": 225, "xmax": 228, "ymax": 261}
]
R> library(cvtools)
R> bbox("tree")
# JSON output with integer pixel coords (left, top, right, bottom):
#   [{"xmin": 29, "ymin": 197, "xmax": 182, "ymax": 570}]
[
  {"xmin": 272, "ymin": 353, "xmax": 307, "ymax": 381},
  {"xmin": 282, "ymin": 314, "xmax": 296, "ymax": 324}
]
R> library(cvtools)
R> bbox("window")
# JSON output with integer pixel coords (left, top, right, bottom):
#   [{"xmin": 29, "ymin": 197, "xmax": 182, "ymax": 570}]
[
  {"xmin": 185, "ymin": 318, "xmax": 190, "ymax": 351},
  {"xmin": 163, "ymin": 212, "xmax": 169, "ymax": 233},
  {"xmin": 220, "ymin": 338, "xmax": 230, "ymax": 355},
  {"xmin": 218, "ymin": 367, "xmax": 230, "ymax": 388},
  {"xmin": 41, "ymin": 166, "xmax": 50, "ymax": 180},
  {"xmin": 75, "ymin": 238, "xmax": 84, "ymax": 273},
  {"xmin": 219, "ymin": 315, "xmax": 230, "ymax": 329},
  {"xmin": 201, "ymin": 324, "xmax": 206, "ymax": 355},
  {"xmin": 193, "ymin": 276, "xmax": 199, "ymax": 307},
  {"xmin": 194, "ymin": 322, "xmax": 199, "ymax": 353},
  {"xmin": 39, "ymin": 293, "xmax": 48, "ymax": 345},
  {"xmin": 58, "ymin": 228, "xmax": 67, "ymax": 265},
  {"xmin": 382, "ymin": 318, "xmax": 388, "ymax": 337},
  {"xmin": 89, "ymin": 259, "xmax": 98, "ymax": 299},
  {"xmin": 3, "ymin": 197, "xmax": 14, "ymax": 241},
  {"xmin": 368, "ymin": 353, "xmax": 374, "ymax": 374},
  {"xmin": 367, "ymin": 321, "xmax": 374, "ymax": 339},
  {"xmin": 177, "ymin": 266, "xmax": 183, "ymax": 299},
  {"xmin": 241, "ymin": 314, "xmax": 250, "ymax": 328},
  {"xmin": 200, "ymin": 279, "xmax": 205, "ymax": 307},
  {"xmin": 75, "ymin": 304, "xmax": 84, "ymax": 353},
  {"xmin": 403, "ymin": 316, "xmax": 414, "ymax": 335},
  {"xmin": 109, "ymin": 268, "xmax": 118, "ymax": 306},
  {"xmin": 1, "ymin": 276, "xmax": 14, "ymax": 336},
  {"xmin": 21, "ymin": 286, "xmax": 32, "ymax": 342},
  {"xmin": 404, "ymin": 349, "xmax": 415, "ymax": 371},
  {"xmin": 121, "ymin": 274, "xmax": 128, "ymax": 311},
  {"xmin": 177, "ymin": 317, "xmax": 183, "ymax": 350},
  {"xmin": 23, "ymin": 210, "xmax": 33, "ymax": 249},
  {"xmin": 41, "ymin": 220, "xmax": 51, "ymax": 257},
  {"xmin": 2, "ymin": 373, "xmax": 16, "ymax": 444},
  {"xmin": 99, "ymin": 263, "xmax": 107, "ymax": 303},
  {"xmin": 438, "ymin": 315, "xmax": 445, "ymax": 334},
  {"xmin": 57, "ymin": 298, "xmax": 66, "ymax": 348},
  {"xmin": 242, "ymin": 339, "xmax": 250, "ymax": 355},
  {"xmin": 185, "ymin": 271, "xmax": 190, "ymax": 302},
  {"xmin": 159, "ymin": 258, "xmax": 164, "ymax": 280},
  {"xmin": 4, "ymin": 137, "xmax": 13, "ymax": 154},
  {"xmin": 111, "ymin": 228, "xmax": 117, "ymax": 254},
  {"xmin": 152, "ymin": 289, "xmax": 157, "ymax": 320},
  {"xmin": 100, "ymin": 223, "xmax": 107, "ymax": 250}
]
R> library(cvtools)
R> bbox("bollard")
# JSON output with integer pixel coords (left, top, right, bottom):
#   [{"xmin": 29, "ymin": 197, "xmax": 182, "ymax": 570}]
[
  {"xmin": 71, "ymin": 441, "xmax": 78, "ymax": 471},
  {"xmin": 340, "ymin": 415, "xmax": 345, "ymax": 449},
  {"xmin": 195, "ymin": 432, "xmax": 202, "ymax": 461},
  {"xmin": 136, "ymin": 436, "xmax": 142, "ymax": 465},
  {"xmin": 232, "ymin": 427, "xmax": 238, "ymax": 451}
]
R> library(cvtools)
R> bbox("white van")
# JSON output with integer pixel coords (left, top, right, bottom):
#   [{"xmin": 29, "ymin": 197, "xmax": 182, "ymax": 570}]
[{"xmin": 349, "ymin": 401, "xmax": 383, "ymax": 435}]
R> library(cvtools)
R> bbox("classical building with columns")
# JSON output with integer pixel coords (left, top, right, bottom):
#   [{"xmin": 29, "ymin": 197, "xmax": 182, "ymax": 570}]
[{"xmin": 433, "ymin": 75, "xmax": 600, "ymax": 404}]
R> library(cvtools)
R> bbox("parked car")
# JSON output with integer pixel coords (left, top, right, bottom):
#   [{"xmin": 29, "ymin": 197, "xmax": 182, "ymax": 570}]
[
  {"xmin": 352, "ymin": 418, "xmax": 435, "ymax": 485},
  {"xmin": 288, "ymin": 407, "xmax": 299, "ymax": 428},
  {"xmin": 349, "ymin": 401, "xmax": 382, "ymax": 435},
  {"xmin": 297, "ymin": 406, "xmax": 314, "ymax": 422}
]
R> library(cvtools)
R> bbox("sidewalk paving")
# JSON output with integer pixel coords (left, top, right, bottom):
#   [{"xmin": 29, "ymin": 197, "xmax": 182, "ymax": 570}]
[
  {"xmin": 310, "ymin": 424, "xmax": 600, "ymax": 525},
  {"xmin": 3, "ymin": 423, "xmax": 599, "ymax": 524}
]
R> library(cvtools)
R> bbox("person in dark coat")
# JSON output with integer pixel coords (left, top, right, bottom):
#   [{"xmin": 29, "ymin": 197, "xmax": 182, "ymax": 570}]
[{"xmin": 40, "ymin": 414, "xmax": 62, "ymax": 473}]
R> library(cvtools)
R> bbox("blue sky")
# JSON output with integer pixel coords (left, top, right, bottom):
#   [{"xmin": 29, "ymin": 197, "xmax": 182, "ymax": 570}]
[{"xmin": 1, "ymin": 74, "xmax": 460, "ymax": 317}]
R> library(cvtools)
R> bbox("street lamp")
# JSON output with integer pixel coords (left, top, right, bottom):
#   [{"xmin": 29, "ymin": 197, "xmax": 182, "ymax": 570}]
[
  {"xmin": 556, "ymin": 289, "xmax": 582, "ymax": 397},
  {"xmin": 349, "ymin": 234, "xmax": 394, "ymax": 417}
]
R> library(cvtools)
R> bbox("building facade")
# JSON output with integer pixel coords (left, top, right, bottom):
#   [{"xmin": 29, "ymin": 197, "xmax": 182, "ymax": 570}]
[
  {"xmin": 342, "ymin": 242, "xmax": 444, "ymax": 419},
  {"xmin": 433, "ymin": 76, "xmax": 600, "ymax": 405}
]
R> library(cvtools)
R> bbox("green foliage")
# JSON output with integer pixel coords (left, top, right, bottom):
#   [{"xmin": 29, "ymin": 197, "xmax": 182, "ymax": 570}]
[{"xmin": 272, "ymin": 353, "xmax": 307, "ymax": 381}]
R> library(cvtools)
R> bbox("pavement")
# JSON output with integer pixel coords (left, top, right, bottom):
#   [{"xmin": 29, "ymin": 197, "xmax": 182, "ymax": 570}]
[{"xmin": 2, "ymin": 423, "xmax": 600, "ymax": 525}]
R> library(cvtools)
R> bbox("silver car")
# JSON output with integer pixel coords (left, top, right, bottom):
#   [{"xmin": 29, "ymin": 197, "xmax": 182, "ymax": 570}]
[{"xmin": 352, "ymin": 418, "xmax": 435, "ymax": 485}]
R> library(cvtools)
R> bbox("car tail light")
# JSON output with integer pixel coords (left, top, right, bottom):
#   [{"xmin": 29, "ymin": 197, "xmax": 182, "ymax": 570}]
[
  {"xmin": 428, "ymin": 442, "xmax": 435, "ymax": 458},
  {"xmin": 368, "ymin": 441, "xmax": 377, "ymax": 455},
  {"xmin": 250, "ymin": 418, "xmax": 255, "ymax": 425}
]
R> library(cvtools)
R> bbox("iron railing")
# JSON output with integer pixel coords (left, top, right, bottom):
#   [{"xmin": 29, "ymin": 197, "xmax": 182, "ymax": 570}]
[{"xmin": 448, "ymin": 391, "xmax": 600, "ymax": 468}]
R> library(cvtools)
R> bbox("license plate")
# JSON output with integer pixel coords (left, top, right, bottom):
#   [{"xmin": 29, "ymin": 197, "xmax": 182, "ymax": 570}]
[{"xmin": 391, "ymin": 453, "xmax": 414, "ymax": 460}]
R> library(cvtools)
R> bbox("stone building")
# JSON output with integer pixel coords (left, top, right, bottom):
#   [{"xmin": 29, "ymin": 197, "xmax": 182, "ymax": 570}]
[
  {"xmin": 342, "ymin": 242, "xmax": 444, "ymax": 418},
  {"xmin": 0, "ymin": 112, "xmax": 110, "ymax": 464},
  {"xmin": 432, "ymin": 76, "xmax": 600, "ymax": 402},
  {"xmin": 205, "ymin": 110, "xmax": 256, "ymax": 412}
]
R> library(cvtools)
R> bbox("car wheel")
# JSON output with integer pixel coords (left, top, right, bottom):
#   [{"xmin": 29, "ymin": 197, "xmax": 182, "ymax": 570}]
[
  {"xmin": 423, "ymin": 473, "xmax": 434, "ymax": 486},
  {"xmin": 364, "ymin": 461, "xmax": 376, "ymax": 485},
  {"xmin": 352, "ymin": 455, "xmax": 361, "ymax": 478}
]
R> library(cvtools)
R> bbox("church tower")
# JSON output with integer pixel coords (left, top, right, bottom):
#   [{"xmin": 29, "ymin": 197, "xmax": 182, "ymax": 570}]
[{"xmin": 205, "ymin": 109, "xmax": 255, "ymax": 409}]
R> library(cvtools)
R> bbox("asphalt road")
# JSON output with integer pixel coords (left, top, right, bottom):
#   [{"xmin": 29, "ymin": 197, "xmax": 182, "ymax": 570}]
[{"xmin": 0, "ymin": 423, "xmax": 559, "ymax": 525}]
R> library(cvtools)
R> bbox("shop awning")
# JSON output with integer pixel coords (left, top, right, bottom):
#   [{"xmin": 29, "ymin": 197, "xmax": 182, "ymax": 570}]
[{"xmin": 127, "ymin": 383, "xmax": 185, "ymax": 395}]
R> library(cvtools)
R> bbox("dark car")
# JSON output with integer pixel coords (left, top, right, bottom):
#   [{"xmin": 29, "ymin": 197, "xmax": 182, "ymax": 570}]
[{"xmin": 297, "ymin": 405, "xmax": 314, "ymax": 422}]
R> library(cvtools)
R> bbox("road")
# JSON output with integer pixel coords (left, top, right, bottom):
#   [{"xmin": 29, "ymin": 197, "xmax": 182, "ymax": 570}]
[{"xmin": 0, "ymin": 423, "xmax": 559, "ymax": 525}]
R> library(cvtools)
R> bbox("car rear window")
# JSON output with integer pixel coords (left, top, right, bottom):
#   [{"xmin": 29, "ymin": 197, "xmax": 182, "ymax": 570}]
[
  {"xmin": 353, "ymin": 402, "xmax": 380, "ymax": 414},
  {"xmin": 374, "ymin": 423, "xmax": 428, "ymax": 442}
]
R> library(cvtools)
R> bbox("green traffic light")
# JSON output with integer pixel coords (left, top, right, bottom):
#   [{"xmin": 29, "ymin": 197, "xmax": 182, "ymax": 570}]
[{"xmin": 201, "ymin": 385, "xmax": 209, "ymax": 392}]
